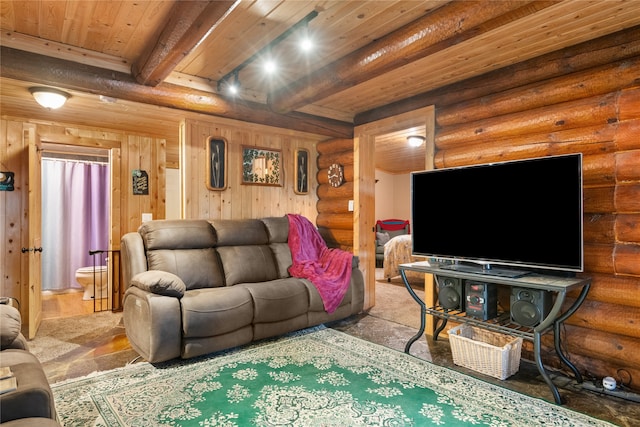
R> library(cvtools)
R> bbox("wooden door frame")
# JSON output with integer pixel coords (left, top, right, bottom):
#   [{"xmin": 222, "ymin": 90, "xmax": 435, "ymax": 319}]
[
  {"xmin": 26, "ymin": 131, "xmax": 122, "ymax": 332},
  {"xmin": 26, "ymin": 126, "xmax": 42, "ymax": 338},
  {"xmin": 354, "ymin": 106, "xmax": 435, "ymax": 324}
]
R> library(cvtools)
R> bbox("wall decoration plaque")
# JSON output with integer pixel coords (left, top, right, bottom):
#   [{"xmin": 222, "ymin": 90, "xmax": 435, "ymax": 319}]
[
  {"xmin": 241, "ymin": 146, "xmax": 282, "ymax": 186},
  {"xmin": 132, "ymin": 169, "xmax": 149, "ymax": 195},
  {"xmin": 0, "ymin": 172, "xmax": 15, "ymax": 191}
]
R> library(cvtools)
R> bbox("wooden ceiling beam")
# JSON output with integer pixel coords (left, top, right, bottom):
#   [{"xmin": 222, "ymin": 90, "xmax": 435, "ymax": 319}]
[
  {"xmin": 132, "ymin": 0, "xmax": 240, "ymax": 87},
  {"xmin": 354, "ymin": 25, "xmax": 640, "ymax": 126},
  {"xmin": 1, "ymin": 47, "xmax": 353, "ymax": 138},
  {"xmin": 267, "ymin": 0, "xmax": 551, "ymax": 114}
]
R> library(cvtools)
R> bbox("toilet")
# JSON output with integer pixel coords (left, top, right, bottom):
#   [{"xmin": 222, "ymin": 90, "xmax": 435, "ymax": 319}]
[{"xmin": 75, "ymin": 265, "xmax": 109, "ymax": 300}]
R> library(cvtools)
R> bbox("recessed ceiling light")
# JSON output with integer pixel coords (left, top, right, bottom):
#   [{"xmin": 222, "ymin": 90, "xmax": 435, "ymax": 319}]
[
  {"xmin": 264, "ymin": 59, "xmax": 277, "ymax": 74},
  {"xmin": 300, "ymin": 36, "xmax": 314, "ymax": 52}
]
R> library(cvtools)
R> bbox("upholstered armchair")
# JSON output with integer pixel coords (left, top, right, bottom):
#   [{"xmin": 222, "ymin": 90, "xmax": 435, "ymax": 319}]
[{"xmin": 375, "ymin": 219, "xmax": 410, "ymax": 267}]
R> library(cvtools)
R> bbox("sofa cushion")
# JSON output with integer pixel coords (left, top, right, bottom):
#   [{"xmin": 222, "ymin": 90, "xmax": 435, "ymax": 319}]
[
  {"xmin": 217, "ymin": 246, "xmax": 279, "ymax": 286},
  {"xmin": 210, "ymin": 219, "xmax": 268, "ymax": 246},
  {"xmin": 261, "ymin": 216, "xmax": 292, "ymax": 278},
  {"xmin": 261, "ymin": 216, "xmax": 289, "ymax": 243},
  {"xmin": 180, "ymin": 287, "xmax": 254, "ymax": 338},
  {"xmin": 240, "ymin": 279, "xmax": 309, "ymax": 323},
  {"xmin": 130, "ymin": 271, "xmax": 186, "ymax": 298},
  {"xmin": 269, "ymin": 243, "xmax": 292, "ymax": 279},
  {"xmin": 140, "ymin": 219, "xmax": 216, "ymax": 249},
  {"xmin": 147, "ymin": 248, "xmax": 224, "ymax": 289}
]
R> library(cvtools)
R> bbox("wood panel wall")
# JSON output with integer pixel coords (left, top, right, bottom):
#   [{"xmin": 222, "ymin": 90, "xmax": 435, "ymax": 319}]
[
  {"xmin": 428, "ymin": 28, "xmax": 640, "ymax": 389},
  {"xmin": 0, "ymin": 118, "xmax": 165, "ymax": 319},
  {"xmin": 181, "ymin": 117, "xmax": 323, "ymax": 222},
  {"xmin": 316, "ymin": 138, "xmax": 355, "ymax": 251}
]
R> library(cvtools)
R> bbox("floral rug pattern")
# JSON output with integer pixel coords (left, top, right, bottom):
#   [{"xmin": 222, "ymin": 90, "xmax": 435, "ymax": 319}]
[{"xmin": 52, "ymin": 327, "xmax": 613, "ymax": 426}]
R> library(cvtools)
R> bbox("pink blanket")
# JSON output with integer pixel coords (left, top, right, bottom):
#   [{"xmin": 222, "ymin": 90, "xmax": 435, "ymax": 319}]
[{"xmin": 287, "ymin": 214, "xmax": 353, "ymax": 313}]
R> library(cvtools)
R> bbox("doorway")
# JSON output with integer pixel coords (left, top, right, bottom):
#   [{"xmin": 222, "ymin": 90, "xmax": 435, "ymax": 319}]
[
  {"xmin": 40, "ymin": 144, "xmax": 111, "ymax": 318},
  {"xmin": 354, "ymin": 106, "xmax": 435, "ymax": 315}
]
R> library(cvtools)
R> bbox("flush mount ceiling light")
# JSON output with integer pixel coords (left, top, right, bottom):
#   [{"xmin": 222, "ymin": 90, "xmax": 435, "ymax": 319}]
[
  {"xmin": 29, "ymin": 87, "xmax": 70, "ymax": 109},
  {"xmin": 407, "ymin": 135, "xmax": 425, "ymax": 147}
]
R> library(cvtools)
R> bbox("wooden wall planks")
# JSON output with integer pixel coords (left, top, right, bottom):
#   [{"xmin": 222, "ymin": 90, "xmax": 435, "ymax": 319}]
[
  {"xmin": 0, "ymin": 119, "xmax": 165, "ymax": 318},
  {"xmin": 181, "ymin": 117, "xmax": 323, "ymax": 223}
]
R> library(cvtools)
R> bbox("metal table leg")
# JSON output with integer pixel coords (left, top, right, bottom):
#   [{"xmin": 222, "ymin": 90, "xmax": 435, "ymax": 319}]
[
  {"xmin": 534, "ymin": 330, "xmax": 564, "ymax": 404},
  {"xmin": 553, "ymin": 283, "xmax": 591, "ymax": 383},
  {"xmin": 401, "ymin": 269, "xmax": 426, "ymax": 354}
]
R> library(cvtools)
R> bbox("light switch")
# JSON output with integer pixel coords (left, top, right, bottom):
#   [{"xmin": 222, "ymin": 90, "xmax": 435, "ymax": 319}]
[
  {"xmin": 142, "ymin": 213, "xmax": 153, "ymax": 222},
  {"xmin": 348, "ymin": 200, "xmax": 354, "ymax": 211}
]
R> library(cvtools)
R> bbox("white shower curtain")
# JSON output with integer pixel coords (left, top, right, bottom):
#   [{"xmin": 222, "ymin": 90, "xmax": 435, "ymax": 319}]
[{"xmin": 41, "ymin": 159, "xmax": 109, "ymax": 291}]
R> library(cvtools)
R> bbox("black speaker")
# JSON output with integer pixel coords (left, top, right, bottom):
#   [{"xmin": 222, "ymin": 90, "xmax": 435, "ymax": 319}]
[
  {"xmin": 438, "ymin": 276, "xmax": 464, "ymax": 311},
  {"xmin": 510, "ymin": 287, "xmax": 552, "ymax": 327},
  {"xmin": 465, "ymin": 281, "xmax": 498, "ymax": 320}
]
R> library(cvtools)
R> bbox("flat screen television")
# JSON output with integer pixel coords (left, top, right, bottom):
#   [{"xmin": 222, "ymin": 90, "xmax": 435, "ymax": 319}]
[{"xmin": 411, "ymin": 153, "xmax": 583, "ymax": 277}]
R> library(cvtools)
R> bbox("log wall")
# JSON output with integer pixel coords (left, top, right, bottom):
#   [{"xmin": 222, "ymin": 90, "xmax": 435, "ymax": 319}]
[
  {"xmin": 316, "ymin": 138, "xmax": 355, "ymax": 251},
  {"xmin": 428, "ymin": 28, "xmax": 640, "ymax": 389}
]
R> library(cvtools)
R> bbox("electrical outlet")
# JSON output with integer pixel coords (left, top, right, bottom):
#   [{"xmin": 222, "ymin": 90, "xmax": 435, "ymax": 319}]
[{"xmin": 142, "ymin": 213, "xmax": 153, "ymax": 222}]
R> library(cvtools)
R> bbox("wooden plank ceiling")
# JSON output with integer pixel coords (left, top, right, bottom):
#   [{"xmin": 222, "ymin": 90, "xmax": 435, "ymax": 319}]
[{"xmin": 2, "ymin": 0, "xmax": 640, "ymax": 174}]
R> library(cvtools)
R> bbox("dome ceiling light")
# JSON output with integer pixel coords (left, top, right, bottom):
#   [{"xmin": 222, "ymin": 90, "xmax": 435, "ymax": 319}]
[
  {"xmin": 29, "ymin": 87, "xmax": 70, "ymax": 109},
  {"xmin": 407, "ymin": 135, "xmax": 425, "ymax": 147}
]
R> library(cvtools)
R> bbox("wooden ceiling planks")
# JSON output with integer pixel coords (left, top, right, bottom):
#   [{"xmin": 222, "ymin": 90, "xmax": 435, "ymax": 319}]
[{"xmin": 310, "ymin": 0, "xmax": 640, "ymax": 118}]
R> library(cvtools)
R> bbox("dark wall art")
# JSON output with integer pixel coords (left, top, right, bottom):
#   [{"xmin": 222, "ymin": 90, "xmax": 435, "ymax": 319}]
[
  {"xmin": 206, "ymin": 137, "xmax": 227, "ymax": 190},
  {"xmin": 294, "ymin": 148, "xmax": 309, "ymax": 194}
]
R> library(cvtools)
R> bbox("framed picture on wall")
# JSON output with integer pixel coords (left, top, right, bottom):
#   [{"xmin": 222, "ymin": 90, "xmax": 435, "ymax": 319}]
[
  {"xmin": 241, "ymin": 146, "xmax": 282, "ymax": 186},
  {"xmin": 206, "ymin": 137, "xmax": 227, "ymax": 190},
  {"xmin": 294, "ymin": 148, "xmax": 309, "ymax": 194}
]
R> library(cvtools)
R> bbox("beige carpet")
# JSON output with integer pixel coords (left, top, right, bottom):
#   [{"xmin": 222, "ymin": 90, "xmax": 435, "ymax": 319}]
[
  {"xmin": 29, "ymin": 311, "xmax": 124, "ymax": 363},
  {"xmin": 370, "ymin": 270, "xmax": 423, "ymax": 330}
]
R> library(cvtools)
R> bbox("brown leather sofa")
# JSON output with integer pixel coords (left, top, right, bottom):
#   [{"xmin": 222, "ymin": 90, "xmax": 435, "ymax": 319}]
[
  {"xmin": 120, "ymin": 216, "xmax": 365, "ymax": 363},
  {"xmin": 0, "ymin": 302, "xmax": 59, "ymax": 426}
]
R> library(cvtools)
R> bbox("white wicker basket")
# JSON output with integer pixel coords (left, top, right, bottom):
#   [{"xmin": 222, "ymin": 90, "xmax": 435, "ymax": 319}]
[{"xmin": 448, "ymin": 324, "xmax": 523, "ymax": 380}]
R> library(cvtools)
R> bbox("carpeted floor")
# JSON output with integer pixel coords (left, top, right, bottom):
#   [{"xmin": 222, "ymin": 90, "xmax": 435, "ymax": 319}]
[{"xmin": 51, "ymin": 326, "xmax": 615, "ymax": 427}]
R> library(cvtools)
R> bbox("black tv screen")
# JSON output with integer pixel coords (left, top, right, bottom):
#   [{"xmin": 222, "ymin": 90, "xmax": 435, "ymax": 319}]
[{"xmin": 411, "ymin": 154, "xmax": 583, "ymax": 273}]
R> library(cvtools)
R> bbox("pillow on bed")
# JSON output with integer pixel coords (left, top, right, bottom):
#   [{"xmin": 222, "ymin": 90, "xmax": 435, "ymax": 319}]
[{"xmin": 376, "ymin": 232, "xmax": 390, "ymax": 245}]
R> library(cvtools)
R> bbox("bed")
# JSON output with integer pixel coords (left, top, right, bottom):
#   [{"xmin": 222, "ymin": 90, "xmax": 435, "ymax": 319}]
[{"xmin": 383, "ymin": 234, "xmax": 425, "ymax": 283}]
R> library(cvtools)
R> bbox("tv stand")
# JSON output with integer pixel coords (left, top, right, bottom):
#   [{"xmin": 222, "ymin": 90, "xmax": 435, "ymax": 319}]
[
  {"xmin": 440, "ymin": 263, "xmax": 530, "ymax": 278},
  {"xmin": 399, "ymin": 261, "xmax": 591, "ymax": 405}
]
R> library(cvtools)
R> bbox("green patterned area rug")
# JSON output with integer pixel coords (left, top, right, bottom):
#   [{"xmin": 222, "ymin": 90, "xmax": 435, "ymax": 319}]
[{"xmin": 52, "ymin": 327, "xmax": 613, "ymax": 426}]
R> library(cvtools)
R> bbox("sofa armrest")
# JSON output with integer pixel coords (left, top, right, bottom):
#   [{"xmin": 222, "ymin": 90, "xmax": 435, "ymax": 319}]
[
  {"xmin": 1, "ymin": 305, "xmax": 23, "ymax": 350},
  {"xmin": 130, "ymin": 271, "xmax": 186, "ymax": 298},
  {"xmin": 123, "ymin": 286, "xmax": 182, "ymax": 362},
  {"xmin": 121, "ymin": 232, "xmax": 148, "ymax": 290}
]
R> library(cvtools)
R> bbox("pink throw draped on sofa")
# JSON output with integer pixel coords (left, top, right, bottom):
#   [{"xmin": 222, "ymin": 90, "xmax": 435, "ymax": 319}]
[{"xmin": 287, "ymin": 214, "xmax": 352, "ymax": 313}]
